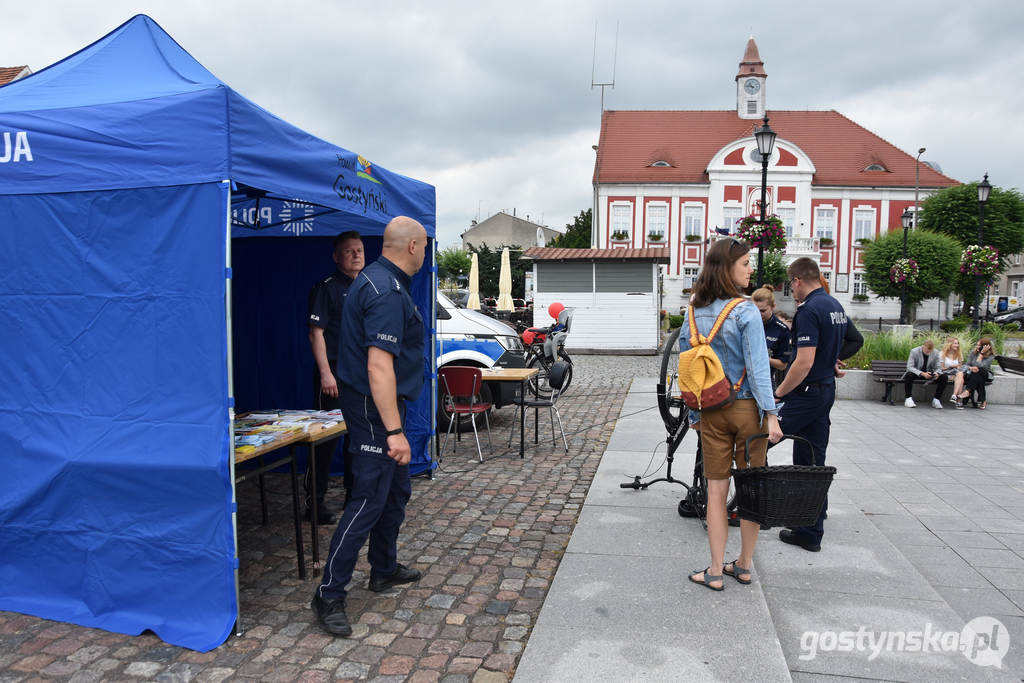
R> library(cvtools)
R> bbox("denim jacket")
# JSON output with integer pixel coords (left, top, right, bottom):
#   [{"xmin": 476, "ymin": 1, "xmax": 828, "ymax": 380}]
[{"xmin": 679, "ymin": 297, "xmax": 778, "ymax": 423}]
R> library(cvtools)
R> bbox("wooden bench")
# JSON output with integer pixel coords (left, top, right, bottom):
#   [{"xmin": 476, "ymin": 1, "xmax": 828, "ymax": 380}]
[
  {"xmin": 870, "ymin": 360, "xmax": 923, "ymax": 405},
  {"xmin": 996, "ymin": 355, "xmax": 1024, "ymax": 376}
]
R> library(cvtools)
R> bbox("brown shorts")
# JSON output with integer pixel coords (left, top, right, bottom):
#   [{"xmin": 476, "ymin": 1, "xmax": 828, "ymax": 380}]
[{"xmin": 698, "ymin": 399, "xmax": 768, "ymax": 480}]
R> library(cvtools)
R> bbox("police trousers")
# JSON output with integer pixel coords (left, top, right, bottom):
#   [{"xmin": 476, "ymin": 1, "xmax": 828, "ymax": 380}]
[
  {"xmin": 316, "ymin": 392, "xmax": 411, "ymax": 602},
  {"xmin": 776, "ymin": 381, "xmax": 835, "ymax": 544}
]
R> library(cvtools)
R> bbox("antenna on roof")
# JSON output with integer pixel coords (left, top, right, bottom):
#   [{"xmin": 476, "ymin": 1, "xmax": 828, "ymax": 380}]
[{"xmin": 591, "ymin": 20, "xmax": 618, "ymax": 115}]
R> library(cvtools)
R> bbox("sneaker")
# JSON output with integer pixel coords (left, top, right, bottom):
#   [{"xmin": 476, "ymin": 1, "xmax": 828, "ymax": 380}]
[
  {"xmin": 955, "ymin": 399, "xmax": 964, "ymax": 410},
  {"xmin": 311, "ymin": 594, "xmax": 352, "ymax": 637},
  {"xmin": 931, "ymin": 398, "xmax": 942, "ymax": 409},
  {"xmin": 904, "ymin": 397, "xmax": 916, "ymax": 408},
  {"xmin": 368, "ymin": 563, "xmax": 422, "ymax": 593}
]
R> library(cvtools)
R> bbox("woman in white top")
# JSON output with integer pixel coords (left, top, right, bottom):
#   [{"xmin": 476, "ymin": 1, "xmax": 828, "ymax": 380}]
[{"xmin": 939, "ymin": 337, "xmax": 963, "ymax": 377}]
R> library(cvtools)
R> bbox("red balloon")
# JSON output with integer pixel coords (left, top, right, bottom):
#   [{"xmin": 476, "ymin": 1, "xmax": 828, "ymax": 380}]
[{"xmin": 548, "ymin": 302, "xmax": 565, "ymax": 320}]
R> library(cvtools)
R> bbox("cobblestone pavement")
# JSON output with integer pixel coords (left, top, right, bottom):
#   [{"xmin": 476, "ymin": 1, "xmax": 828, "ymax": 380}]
[{"xmin": 0, "ymin": 355, "xmax": 659, "ymax": 682}]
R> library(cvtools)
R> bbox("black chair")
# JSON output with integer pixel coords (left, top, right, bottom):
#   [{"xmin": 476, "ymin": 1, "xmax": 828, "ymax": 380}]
[{"xmin": 507, "ymin": 360, "xmax": 570, "ymax": 452}]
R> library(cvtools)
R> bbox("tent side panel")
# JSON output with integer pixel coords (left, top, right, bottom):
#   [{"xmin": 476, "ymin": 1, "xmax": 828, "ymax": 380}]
[{"xmin": 0, "ymin": 183, "xmax": 235, "ymax": 651}]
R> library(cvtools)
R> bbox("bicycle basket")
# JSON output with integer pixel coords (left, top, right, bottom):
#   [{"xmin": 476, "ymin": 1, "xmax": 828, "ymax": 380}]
[{"xmin": 730, "ymin": 434, "xmax": 836, "ymax": 529}]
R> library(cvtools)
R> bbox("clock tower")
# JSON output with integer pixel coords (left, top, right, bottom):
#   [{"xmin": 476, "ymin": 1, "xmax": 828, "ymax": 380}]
[{"xmin": 736, "ymin": 37, "xmax": 766, "ymax": 120}]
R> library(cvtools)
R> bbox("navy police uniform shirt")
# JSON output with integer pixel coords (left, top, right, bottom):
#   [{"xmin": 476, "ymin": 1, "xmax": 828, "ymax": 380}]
[
  {"xmin": 308, "ymin": 270, "xmax": 354, "ymax": 363},
  {"xmin": 788, "ymin": 287, "xmax": 848, "ymax": 385},
  {"xmin": 338, "ymin": 257, "xmax": 425, "ymax": 402},
  {"xmin": 764, "ymin": 314, "xmax": 791, "ymax": 365}
]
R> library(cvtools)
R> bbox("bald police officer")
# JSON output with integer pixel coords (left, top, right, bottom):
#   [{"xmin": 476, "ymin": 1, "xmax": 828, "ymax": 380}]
[
  {"xmin": 312, "ymin": 216, "xmax": 427, "ymax": 638},
  {"xmin": 773, "ymin": 257, "xmax": 848, "ymax": 552}
]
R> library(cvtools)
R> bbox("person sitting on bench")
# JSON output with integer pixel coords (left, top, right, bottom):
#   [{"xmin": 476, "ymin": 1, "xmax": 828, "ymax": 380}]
[
  {"xmin": 952, "ymin": 337, "xmax": 995, "ymax": 410},
  {"xmin": 903, "ymin": 340, "xmax": 944, "ymax": 409}
]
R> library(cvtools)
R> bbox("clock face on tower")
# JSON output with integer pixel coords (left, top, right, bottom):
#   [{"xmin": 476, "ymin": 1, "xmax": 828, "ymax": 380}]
[{"xmin": 744, "ymin": 78, "xmax": 760, "ymax": 94}]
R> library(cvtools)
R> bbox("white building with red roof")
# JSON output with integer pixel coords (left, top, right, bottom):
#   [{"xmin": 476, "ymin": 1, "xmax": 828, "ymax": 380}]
[
  {"xmin": 592, "ymin": 38, "xmax": 960, "ymax": 316},
  {"xmin": 0, "ymin": 66, "xmax": 32, "ymax": 86}
]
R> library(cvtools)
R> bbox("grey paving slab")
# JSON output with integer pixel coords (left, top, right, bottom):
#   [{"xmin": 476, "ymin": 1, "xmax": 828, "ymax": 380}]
[
  {"xmin": 586, "ymin": 450, "xmax": 694, "ymax": 509},
  {"xmin": 767, "ymin": 586, "xmax": 1016, "ymax": 683},
  {"xmin": 513, "ymin": 553, "xmax": 790, "ymax": 683},
  {"xmin": 933, "ymin": 585, "xmax": 1024, "ymax": 620}
]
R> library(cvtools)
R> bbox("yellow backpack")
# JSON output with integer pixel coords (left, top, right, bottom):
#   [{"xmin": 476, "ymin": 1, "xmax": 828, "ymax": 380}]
[{"xmin": 678, "ymin": 298, "xmax": 746, "ymax": 411}]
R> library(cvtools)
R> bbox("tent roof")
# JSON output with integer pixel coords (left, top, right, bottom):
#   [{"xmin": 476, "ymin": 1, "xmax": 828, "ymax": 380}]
[{"xmin": 0, "ymin": 15, "xmax": 435, "ymax": 237}]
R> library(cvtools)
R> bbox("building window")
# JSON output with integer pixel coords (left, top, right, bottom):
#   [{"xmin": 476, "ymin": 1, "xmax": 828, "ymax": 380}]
[
  {"xmin": 1015, "ymin": 253, "xmax": 1022, "ymax": 266},
  {"xmin": 683, "ymin": 206, "xmax": 703, "ymax": 239},
  {"xmin": 649, "ymin": 160, "xmax": 672, "ymax": 167},
  {"xmin": 822, "ymin": 271, "xmax": 832, "ymax": 289},
  {"xmin": 646, "ymin": 204, "xmax": 667, "ymax": 238},
  {"xmin": 853, "ymin": 209, "xmax": 875, "ymax": 241},
  {"xmin": 853, "ymin": 272, "xmax": 869, "ymax": 296},
  {"xmin": 863, "ymin": 163, "xmax": 886, "ymax": 171},
  {"xmin": 683, "ymin": 267, "xmax": 699, "ymax": 290},
  {"xmin": 611, "ymin": 204, "xmax": 631, "ymax": 237},
  {"xmin": 815, "ymin": 207, "xmax": 836, "ymax": 240},
  {"xmin": 722, "ymin": 206, "xmax": 743, "ymax": 234},
  {"xmin": 776, "ymin": 207, "xmax": 796, "ymax": 238},
  {"xmin": 1013, "ymin": 280, "xmax": 1022, "ymax": 298},
  {"xmin": 746, "ymin": 100, "xmax": 757, "ymax": 115}
]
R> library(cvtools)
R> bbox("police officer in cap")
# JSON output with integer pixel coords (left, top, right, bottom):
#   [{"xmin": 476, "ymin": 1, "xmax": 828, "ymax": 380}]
[
  {"xmin": 307, "ymin": 230, "xmax": 364, "ymax": 523},
  {"xmin": 312, "ymin": 216, "xmax": 427, "ymax": 637},
  {"xmin": 772, "ymin": 257, "xmax": 848, "ymax": 552}
]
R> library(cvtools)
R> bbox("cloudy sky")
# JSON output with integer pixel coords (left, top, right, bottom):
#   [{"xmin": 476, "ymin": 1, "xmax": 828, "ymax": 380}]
[{"xmin": 4, "ymin": 1, "xmax": 1021, "ymax": 247}]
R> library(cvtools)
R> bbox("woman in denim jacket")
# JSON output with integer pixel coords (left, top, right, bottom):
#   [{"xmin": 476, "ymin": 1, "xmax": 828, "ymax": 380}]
[{"xmin": 684, "ymin": 239, "xmax": 783, "ymax": 591}]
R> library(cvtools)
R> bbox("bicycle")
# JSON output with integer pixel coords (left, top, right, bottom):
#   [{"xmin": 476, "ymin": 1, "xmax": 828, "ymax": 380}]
[
  {"xmin": 620, "ymin": 325, "xmax": 739, "ymax": 529},
  {"xmin": 518, "ymin": 308, "xmax": 574, "ymax": 399}
]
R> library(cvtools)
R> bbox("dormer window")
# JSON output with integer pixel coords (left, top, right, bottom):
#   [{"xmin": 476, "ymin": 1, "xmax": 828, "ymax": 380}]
[
  {"xmin": 650, "ymin": 160, "xmax": 672, "ymax": 167},
  {"xmin": 863, "ymin": 163, "xmax": 887, "ymax": 171}
]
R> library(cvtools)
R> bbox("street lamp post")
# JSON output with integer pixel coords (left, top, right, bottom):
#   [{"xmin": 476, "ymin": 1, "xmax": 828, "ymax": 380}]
[
  {"xmin": 899, "ymin": 208, "xmax": 913, "ymax": 325},
  {"xmin": 973, "ymin": 173, "xmax": 992, "ymax": 330},
  {"xmin": 754, "ymin": 116, "xmax": 777, "ymax": 287}
]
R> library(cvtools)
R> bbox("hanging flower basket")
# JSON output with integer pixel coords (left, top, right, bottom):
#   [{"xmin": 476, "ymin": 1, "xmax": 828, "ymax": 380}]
[
  {"xmin": 889, "ymin": 257, "xmax": 919, "ymax": 285},
  {"xmin": 960, "ymin": 244, "xmax": 1000, "ymax": 282},
  {"xmin": 737, "ymin": 214, "xmax": 787, "ymax": 252}
]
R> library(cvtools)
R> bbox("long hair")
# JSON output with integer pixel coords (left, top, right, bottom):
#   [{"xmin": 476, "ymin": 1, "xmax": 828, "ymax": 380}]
[
  {"xmin": 690, "ymin": 238, "xmax": 750, "ymax": 308},
  {"xmin": 978, "ymin": 337, "xmax": 994, "ymax": 358},
  {"xmin": 941, "ymin": 336, "xmax": 962, "ymax": 362}
]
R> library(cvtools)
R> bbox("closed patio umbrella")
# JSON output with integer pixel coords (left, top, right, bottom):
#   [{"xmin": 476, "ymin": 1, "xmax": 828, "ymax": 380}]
[
  {"xmin": 467, "ymin": 252, "xmax": 481, "ymax": 310},
  {"xmin": 497, "ymin": 247, "xmax": 514, "ymax": 311}
]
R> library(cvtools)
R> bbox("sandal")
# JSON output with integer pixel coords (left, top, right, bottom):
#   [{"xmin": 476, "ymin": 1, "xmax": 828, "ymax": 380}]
[
  {"xmin": 723, "ymin": 559, "xmax": 752, "ymax": 585},
  {"xmin": 980, "ymin": 402, "xmax": 987, "ymax": 410},
  {"xmin": 688, "ymin": 567, "xmax": 724, "ymax": 592}
]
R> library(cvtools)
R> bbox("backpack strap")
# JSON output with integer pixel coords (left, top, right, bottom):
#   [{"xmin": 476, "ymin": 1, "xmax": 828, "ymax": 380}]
[{"xmin": 690, "ymin": 298, "xmax": 747, "ymax": 392}]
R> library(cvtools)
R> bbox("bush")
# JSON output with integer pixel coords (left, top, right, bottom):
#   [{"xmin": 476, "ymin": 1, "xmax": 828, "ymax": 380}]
[
  {"xmin": 843, "ymin": 328, "xmax": 1006, "ymax": 370},
  {"xmin": 668, "ymin": 314, "xmax": 684, "ymax": 330},
  {"xmin": 939, "ymin": 317, "xmax": 969, "ymax": 332}
]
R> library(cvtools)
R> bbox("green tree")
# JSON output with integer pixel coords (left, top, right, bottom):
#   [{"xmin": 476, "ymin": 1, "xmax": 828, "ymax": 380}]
[
  {"xmin": 861, "ymin": 229, "xmax": 961, "ymax": 312},
  {"xmin": 547, "ymin": 209, "xmax": 592, "ymax": 248},
  {"xmin": 918, "ymin": 182, "xmax": 1024, "ymax": 295},
  {"xmin": 751, "ymin": 251, "xmax": 787, "ymax": 289},
  {"xmin": 436, "ymin": 245, "xmax": 471, "ymax": 283}
]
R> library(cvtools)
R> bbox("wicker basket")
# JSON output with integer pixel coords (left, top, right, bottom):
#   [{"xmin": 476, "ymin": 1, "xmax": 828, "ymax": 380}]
[{"xmin": 731, "ymin": 434, "xmax": 836, "ymax": 529}]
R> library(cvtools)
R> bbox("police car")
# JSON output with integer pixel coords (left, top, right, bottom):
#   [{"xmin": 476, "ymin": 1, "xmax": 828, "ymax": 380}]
[{"xmin": 436, "ymin": 292, "xmax": 525, "ymax": 431}]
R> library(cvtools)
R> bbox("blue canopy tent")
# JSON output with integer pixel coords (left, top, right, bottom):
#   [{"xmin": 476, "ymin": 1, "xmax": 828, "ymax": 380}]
[{"xmin": 0, "ymin": 15, "xmax": 436, "ymax": 651}]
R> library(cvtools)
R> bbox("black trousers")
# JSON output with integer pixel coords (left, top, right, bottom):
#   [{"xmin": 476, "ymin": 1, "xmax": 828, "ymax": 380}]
[
  {"xmin": 306, "ymin": 361, "xmax": 352, "ymax": 508},
  {"xmin": 902, "ymin": 372, "xmax": 947, "ymax": 400},
  {"xmin": 964, "ymin": 371, "xmax": 988, "ymax": 404}
]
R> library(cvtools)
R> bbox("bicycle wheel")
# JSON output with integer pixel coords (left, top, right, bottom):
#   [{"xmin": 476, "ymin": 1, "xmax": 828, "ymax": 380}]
[
  {"xmin": 526, "ymin": 351, "xmax": 553, "ymax": 398},
  {"xmin": 658, "ymin": 326, "xmax": 687, "ymax": 433},
  {"xmin": 555, "ymin": 349, "xmax": 573, "ymax": 395}
]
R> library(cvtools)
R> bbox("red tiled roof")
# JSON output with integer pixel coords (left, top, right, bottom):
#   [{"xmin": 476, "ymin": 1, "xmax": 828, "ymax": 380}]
[
  {"xmin": 594, "ymin": 109, "xmax": 960, "ymax": 188},
  {"xmin": 736, "ymin": 38, "xmax": 766, "ymax": 79},
  {"xmin": 0, "ymin": 66, "xmax": 29, "ymax": 86},
  {"xmin": 522, "ymin": 247, "xmax": 670, "ymax": 262}
]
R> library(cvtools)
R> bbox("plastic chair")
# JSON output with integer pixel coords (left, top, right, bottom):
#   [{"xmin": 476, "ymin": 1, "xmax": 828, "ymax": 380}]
[
  {"xmin": 508, "ymin": 360, "xmax": 570, "ymax": 452},
  {"xmin": 439, "ymin": 365, "xmax": 493, "ymax": 462}
]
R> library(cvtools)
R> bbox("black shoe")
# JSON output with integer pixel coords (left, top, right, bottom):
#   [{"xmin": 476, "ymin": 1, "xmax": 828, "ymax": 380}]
[
  {"xmin": 311, "ymin": 594, "xmax": 352, "ymax": 637},
  {"xmin": 305, "ymin": 504, "xmax": 336, "ymax": 525},
  {"xmin": 368, "ymin": 563, "xmax": 422, "ymax": 592},
  {"xmin": 779, "ymin": 529, "xmax": 821, "ymax": 552}
]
